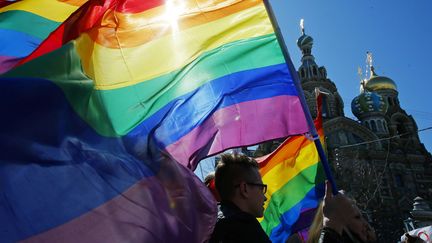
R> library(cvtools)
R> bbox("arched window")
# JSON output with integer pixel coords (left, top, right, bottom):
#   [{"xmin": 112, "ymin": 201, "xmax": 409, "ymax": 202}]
[
  {"xmin": 301, "ymin": 69, "xmax": 305, "ymax": 78},
  {"xmin": 335, "ymin": 97, "xmax": 343, "ymax": 116},
  {"xmin": 387, "ymin": 97, "xmax": 393, "ymax": 106},
  {"xmin": 364, "ymin": 121, "xmax": 370, "ymax": 129},
  {"xmin": 322, "ymin": 95, "xmax": 329, "ymax": 118},
  {"xmin": 371, "ymin": 120, "xmax": 377, "ymax": 132},
  {"xmin": 395, "ymin": 174, "xmax": 404, "ymax": 187},
  {"xmin": 396, "ymin": 122, "xmax": 407, "ymax": 135},
  {"xmin": 313, "ymin": 66, "xmax": 317, "ymax": 76},
  {"xmin": 377, "ymin": 120, "xmax": 383, "ymax": 132}
]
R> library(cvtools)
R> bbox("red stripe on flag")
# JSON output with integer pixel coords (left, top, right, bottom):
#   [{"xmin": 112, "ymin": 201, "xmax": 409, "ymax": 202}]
[
  {"xmin": 18, "ymin": 0, "xmax": 164, "ymax": 66},
  {"xmin": 0, "ymin": 0, "xmax": 21, "ymax": 8},
  {"xmin": 115, "ymin": 0, "xmax": 163, "ymax": 13}
]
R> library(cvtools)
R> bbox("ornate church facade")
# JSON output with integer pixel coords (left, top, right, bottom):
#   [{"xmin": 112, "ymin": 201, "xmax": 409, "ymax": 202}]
[{"xmin": 255, "ymin": 30, "xmax": 432, "ymax": 241}]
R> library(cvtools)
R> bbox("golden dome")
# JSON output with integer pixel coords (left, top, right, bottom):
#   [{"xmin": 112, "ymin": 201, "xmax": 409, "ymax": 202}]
[{"xmin": 364, "ymin": 67, "xmax": 397, "ymax": 91}]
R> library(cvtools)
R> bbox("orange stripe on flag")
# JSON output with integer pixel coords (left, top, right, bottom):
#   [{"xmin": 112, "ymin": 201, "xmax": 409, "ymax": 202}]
[
  {"xmin": 258, "ymin": 128, "xmax": 323, "ymax": 177},
  {"xmin": 86, "ymin": 0, "xmax": 261, "ymax": 48}
]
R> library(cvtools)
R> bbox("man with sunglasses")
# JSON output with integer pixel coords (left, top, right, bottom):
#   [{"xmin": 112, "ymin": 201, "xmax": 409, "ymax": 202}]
[{"xmin": 209, "ymin": 153, "xmax": 271, "ymax": 243}]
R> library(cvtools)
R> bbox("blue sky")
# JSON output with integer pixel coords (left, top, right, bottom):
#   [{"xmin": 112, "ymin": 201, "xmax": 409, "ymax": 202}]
[{"xmin": 269, "ymin": 0, "xmax": 432, "ymax": 152}]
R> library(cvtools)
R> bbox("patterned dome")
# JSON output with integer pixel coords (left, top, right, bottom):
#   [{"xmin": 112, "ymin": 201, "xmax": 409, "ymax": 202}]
[
  {"xmin": 297, "ymin": 34, "xmax": 313, "ymax": 49},
  {"xmin": 363, "ymin": 67, "xmax": 397, "ymax": 92},
  {"xmin": 351, "ymin": 91, "xmax": 388, "ymax": 119}
]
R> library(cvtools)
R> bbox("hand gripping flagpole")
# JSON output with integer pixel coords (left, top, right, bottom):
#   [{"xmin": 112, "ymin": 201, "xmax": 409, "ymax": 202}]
[{"xmin": 263, "ymin": 0, "xmax": 338, "ymax": 194}]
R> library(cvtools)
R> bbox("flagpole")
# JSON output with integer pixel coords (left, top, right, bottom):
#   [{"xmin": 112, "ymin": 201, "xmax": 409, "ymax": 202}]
[{"xmin": 263, "ymin": 0, "xmax": 338, "ymax": 194}]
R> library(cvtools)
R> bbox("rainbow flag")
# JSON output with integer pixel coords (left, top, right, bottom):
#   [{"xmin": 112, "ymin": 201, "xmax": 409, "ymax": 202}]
[
  {"xmin": 0, "ymin": 0, "xmax": 309, "ymax": 242},
  {"xmin": 258, "ymin": 98, "xmax": 325, "ymax": 242},
  {"xmin": 0, "ymin": 0, "xmax": 87, "ymax": 74}
]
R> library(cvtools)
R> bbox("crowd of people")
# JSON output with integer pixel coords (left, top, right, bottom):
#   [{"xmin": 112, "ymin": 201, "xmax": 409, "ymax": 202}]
[{"xmin": 204, "ymin": 153, "xmax": 427, "ymax": 243}]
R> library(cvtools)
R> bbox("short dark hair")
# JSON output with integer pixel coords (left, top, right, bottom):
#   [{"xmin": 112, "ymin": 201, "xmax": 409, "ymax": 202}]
[{"xmin": 215, "ymin": 153, "xmax": 259, "ymax": 201}]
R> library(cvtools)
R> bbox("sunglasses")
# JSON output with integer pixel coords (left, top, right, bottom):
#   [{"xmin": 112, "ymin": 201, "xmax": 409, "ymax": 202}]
[{"xmin": 235, "ymin": 182, "xmax": 267, "ymax": 194}]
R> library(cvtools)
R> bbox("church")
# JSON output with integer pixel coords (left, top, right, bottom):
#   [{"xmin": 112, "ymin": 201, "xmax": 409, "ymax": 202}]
[{"xmin": 254, "ymin": 28, "xmax": 432, "ymax": 241}]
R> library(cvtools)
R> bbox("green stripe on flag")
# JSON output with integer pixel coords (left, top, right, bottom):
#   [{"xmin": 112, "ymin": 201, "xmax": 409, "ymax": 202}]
[
  {"xmin": 0, "ymin": 10, "xmax": 59, "ymax": 40},
  {"xmin": 260, "ymin": 162, "xmax": 325, "ymax": 234},
  {"xmin": 4, "ymin": 34, "xmax": 285, "ymax": 137}
]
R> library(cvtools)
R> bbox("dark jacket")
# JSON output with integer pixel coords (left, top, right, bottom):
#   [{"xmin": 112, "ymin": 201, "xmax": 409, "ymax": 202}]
[{"xmin": 209, "ymin": 201, "xmax": 271, "ymax": 243}]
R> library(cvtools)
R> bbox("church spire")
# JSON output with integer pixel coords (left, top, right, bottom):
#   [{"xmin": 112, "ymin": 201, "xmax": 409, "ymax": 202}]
[
  {"xmin": 366, "ymin": 51, "xmax": 377, "ymax": 78},
  {"xmin": 300, "ymin": 18, "xmax": 305, "ymax": 35},
  {"xmin": 361, "ymin": 52, "xmax": 398, "ymax": 92},
  {"xmin": 296, "ymin": 19, "xmax": 313, "ymax": 56},
  {"xmin": 295, "ymin": 21, "xmax": 344, "ymax": 118}
]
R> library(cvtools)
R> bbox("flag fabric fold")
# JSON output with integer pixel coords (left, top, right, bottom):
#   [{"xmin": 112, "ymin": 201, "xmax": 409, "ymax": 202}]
[
  {"xmin": 0, "ymin": 0, "xmax": 87, "ymax": 74},
  {"xmin": 258, "ymin": 93, "xmax": 326, "ymax": 242},
  {"xmin": 1, "ymin": 0, "xmax": 310, "ymax": 242}
]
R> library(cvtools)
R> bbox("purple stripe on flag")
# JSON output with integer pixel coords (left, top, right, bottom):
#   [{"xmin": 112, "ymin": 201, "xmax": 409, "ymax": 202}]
[
  {"xmin": 21, "ymin": 163, "xmax": 217, "ymax": 243},
  {"xmin": 290, "ymin": 208, "xmax": 317, "ymax": 233},
  {"xmin": 268, "ymin": 183, "xmax": 325, "ymax": 242},
  {"xmin": 166, "ymin": 95, "xmax": 308, "ymax": 167},
  {"xmin": 0, "ymin": 56, "xmax": 18, "ymax": 74}
]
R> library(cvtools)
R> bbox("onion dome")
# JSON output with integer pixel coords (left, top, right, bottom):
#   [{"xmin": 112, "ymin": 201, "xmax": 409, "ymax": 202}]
[
  {"xmin": 297, "ymin": 34, "xmax": 313, "ymax": 50},
  {"xmin": 351, "ymin": 91, "xmax": 388, "ymax": 119},
  {"xmin": 363, "ymin": 66, "xmax": 397, "ymax": 92}
]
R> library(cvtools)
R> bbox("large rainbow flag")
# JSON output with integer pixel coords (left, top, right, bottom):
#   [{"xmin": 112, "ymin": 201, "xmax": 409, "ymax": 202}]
[
  {"xmin": 258, "ymin": 95, "xmax": 326, "ymax": 242},
  {"xmin": 0, "ymin": 0, "xmax": 310, "ymax": 242},
  {"xmin": 0, "ymin": 0, "xmax": 87, "ymax": 74}
]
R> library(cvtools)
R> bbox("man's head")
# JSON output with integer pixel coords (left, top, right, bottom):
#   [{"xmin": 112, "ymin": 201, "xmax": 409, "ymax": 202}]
[{"xmin": 215, "ymin": 153, "xmax": 267, "ymax": 217}]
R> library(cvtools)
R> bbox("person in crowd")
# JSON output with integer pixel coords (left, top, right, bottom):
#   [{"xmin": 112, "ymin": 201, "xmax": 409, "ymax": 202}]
[
  {"xmin": 318, "ymin": 181, "xmax": 376, "ymax": 243},
  {"xmin": 204, "ymin": 171, "xmax": 221, "ymax": 202},
  {"xmin": 306, "ymin": 201, "xmax": 324, "ymax": 243},
  {"xmin": 209, "ymin": 153, "xmax": 271, "ymax": 243}
]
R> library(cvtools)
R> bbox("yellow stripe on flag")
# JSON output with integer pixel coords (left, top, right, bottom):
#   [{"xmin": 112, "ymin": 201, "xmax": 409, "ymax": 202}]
[
  {"xmin": 0, "ymin": 0, "xmax": 82, "ymax": 22},
  {"xmin": 76, "ymin": 4, "xmax": 273, "ymax": 90}
]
